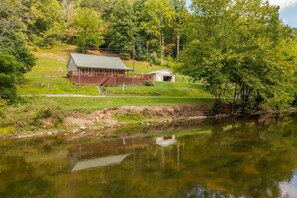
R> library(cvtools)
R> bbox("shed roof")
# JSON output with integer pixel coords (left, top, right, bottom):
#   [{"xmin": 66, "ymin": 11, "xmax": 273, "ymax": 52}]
[
  {"xmin": 145, "ymin": 69, "xmax": 174, "ymax": 75},
  {"xmin": 70, "ymin": 53, "xmax": 133, "ymax": 71}
]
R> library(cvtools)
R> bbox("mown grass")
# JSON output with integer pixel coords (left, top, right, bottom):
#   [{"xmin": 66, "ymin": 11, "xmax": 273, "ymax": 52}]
[
  {"xmin": 105, "ymin": 75, "xmax": 211, "ymax": 97},
  {"xmin": 51, "ymin": 97, "xmax": 214, "ymax": 111},
  {"xmin": 18, "ymin": 57, "xmax": 100, "ymax": 95},
  {"xmin": 18, "ymin": 56, "xmax": 212, "ymax": 97},
  {"xmin": 17, "ymin": 44, "xmax": 213, "ymax": 113}
]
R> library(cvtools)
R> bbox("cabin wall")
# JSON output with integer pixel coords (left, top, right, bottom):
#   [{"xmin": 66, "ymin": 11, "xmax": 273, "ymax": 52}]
[{"xmin": 67, "ymin": 58, "xmax": 78, "ymax": 72}]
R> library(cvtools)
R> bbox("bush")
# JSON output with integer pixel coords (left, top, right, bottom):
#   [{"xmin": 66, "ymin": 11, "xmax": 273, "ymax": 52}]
[
  {"xmin": 149, "ymin": 52, "xmax": 161, "ymax": 65},
  {"xmin": 144, "ymin": 81, "xmax": 154, "ymax": 86},
  {"xmin": 208, "ymin": 100, "xmax": 223, "ymax": 115}
]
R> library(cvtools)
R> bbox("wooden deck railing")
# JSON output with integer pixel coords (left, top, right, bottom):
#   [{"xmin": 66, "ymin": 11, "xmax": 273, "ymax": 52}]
[{"xmin": 68, "ymin": 72, "xmax": 153, "ymax": 86}]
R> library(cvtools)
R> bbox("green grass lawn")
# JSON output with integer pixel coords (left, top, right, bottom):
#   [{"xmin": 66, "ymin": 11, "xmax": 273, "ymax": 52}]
[
  {"xmin": 105, "ymin": 75, "xmax": 211, "ymax": 97},
  {"xmin": 18, "ymin": 57, "xmax": 100, "ymax": 95},
  {"xmin": 18, "ymin": 45, "xmax": 213, "ymax": 104},
  {"xmin": 51, "ymin": 96, "xmax": 214, "ymax": 110}
]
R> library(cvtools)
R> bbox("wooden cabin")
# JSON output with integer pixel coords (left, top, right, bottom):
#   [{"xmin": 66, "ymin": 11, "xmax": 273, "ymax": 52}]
[{"xmin": 66, "ymin": 53, "xmax": 152, "ymax": 86}]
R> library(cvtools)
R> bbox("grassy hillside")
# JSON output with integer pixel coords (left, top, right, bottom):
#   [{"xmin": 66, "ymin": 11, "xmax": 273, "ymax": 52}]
[
  {"xmin": 105, "ymin": 77, "xmax": 211, "ymax": 97},
  {"xmin": 18, "ymin": 45, "xmax": 212, "ymax": 99},
  {"xmin": 18, "ymin": 57, "xmax": 100, "ymax": 95}
]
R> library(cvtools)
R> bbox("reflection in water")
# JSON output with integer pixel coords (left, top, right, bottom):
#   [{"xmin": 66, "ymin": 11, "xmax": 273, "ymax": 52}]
[
  {"xmin": 281, "ymin": 172, "xmax": 297, "ymax": 198},
  {"xmin": 156, "ymin": 135, "xmax": 176, "ymax": 147},
  {"xmin": 72, "ymin": 153, "xmax": 131, "ymax": 172},
  {"xmin": 1, "ymin": 114, "xmax": 297, "ymax": 197},
  {"xmin": 187, "ymin": 185, "xmax": 222, "ymax": 198}
]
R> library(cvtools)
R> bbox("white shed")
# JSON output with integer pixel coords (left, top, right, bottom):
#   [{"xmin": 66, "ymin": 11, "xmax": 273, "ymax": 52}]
[{"xmin": 145, "ymin": 69, "xmax": 176, "ymax": 82}]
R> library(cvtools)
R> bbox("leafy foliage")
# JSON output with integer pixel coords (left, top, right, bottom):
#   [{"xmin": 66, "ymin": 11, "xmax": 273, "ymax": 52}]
[
  {"xmin": 177, "ymin": 0, "xmax": 297, "ymax": 112},
  {"xmin": 0, "ymin": 53, "xmax": 18, "ymax": 101},
  {"xmin": 106, "ymin": 0, "xmax": 136, "ymax": 57},
  {"xmin": 75, "ymin": 8, "xmax": 104, "ymax": 53},
  {"xmin": 0, "ymin": 0, "xmax": 36, "ymax": 102}
]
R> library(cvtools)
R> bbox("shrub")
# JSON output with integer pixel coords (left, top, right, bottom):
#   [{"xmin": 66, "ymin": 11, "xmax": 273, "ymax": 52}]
[
  {"xmin": 144, "ymin": 81, "xmax": 154, "ymax": 86},
  {"xmin": 208, "ymin": 100, "xmax": 223, "ymax": 115}
]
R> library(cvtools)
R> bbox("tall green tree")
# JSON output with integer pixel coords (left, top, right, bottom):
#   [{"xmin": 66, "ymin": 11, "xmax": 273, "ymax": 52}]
[
  {"xmin": 177, "ymin": 0, "xmax": 296, "ymax": 112},
  {"xmin": 142, "ymin": 0, "xmax": 175, "ymax": 63},
  {"xmin": 77, "ymin": 0, "xmax": 117, "ymax": 21},
  {"xmin": 0, "ymin": 0, "xmax": 35, "ymax": 73},
  {"xmin": 75, "ymin": 7, "xmax": 104, "ymax": 53},
  {"xmin": 60, "ymin": 0, "xmax": 77, "ymax": 43},
  {"xmin": 170, "ymin": 0, "xmax": 188, "ymax": 56},
  {"xmin": 106, "ymin": 0, "xmax": 136, "ymax": 57},
  {"xmin": 28, "ymin": 0, "xmax": 63, "ymax": 47},
  {"xmin": 0, "ymin": 0, "xmax": 35, "ymax": 101},
  {"xmin": 0, "ymin": 53, "xmax": 18, "ymax": 101}
]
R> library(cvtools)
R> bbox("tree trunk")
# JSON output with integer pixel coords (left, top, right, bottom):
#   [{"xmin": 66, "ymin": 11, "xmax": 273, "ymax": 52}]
[
  {"xmin": 177, "ymin": 33, "xmax": 180, "ymax": 57},
  {"xmin": 146, "ymin": 41, "xmax": 149, "ymax": 66},
  {"xmin": 160, "ymin": 31, "xmax": 164, "ymax": 64}
]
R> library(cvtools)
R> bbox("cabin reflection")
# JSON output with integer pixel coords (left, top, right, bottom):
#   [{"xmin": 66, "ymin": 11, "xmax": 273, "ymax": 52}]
[
  {"xmin": 68, "ymin": 137, "xmax": 155, "ymax": 172},
  {"xmin": 71, "ymin": 153, "xmax": 131, "ymax": 172},
  {"xmin": 69, "ymin": 135, "xmax": 181, "ymax": 172}
]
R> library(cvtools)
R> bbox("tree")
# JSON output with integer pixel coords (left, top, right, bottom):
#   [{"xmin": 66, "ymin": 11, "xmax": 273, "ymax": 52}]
[
  {"xmin": 106, "ymin": 0, "xmax": 136, "ymax": 57},
  {"xmin": 142, "ymin": 0, "xmax": 175, "ymax": 63},
  {"xmin": 1, "ymin": 33, "xmax": 36, "ymax": 74},
  {"xmin": 0, "ymin": 53, "xmax": 18, "ymax": 101},
  {"xmin": 75, "ymin": 7, "xmax": 104, "ymax": 53},
  {"xmin": 177, "ymin": 0, "xmax": 296, "ymax": 112},
  {"xmin": 0, "ymin": 0, "xmax": 24, "ymax": 43},
  {"xmin": 27, "ymin": 0, "xmax": 63, "ymax": 47},
  {"xmin": 0, "ymin": 0, "xmax": 36, "ymax": 73},
  {"xmin": 170, "ymin": 0, "xmax": 188, "ymax": 56},
  {"xmin": 78, "ymin": 0, "xmax": 117, "ymax": 21},
  {"xmin": 60, "ymin": 0, "xmax": 77, "ymax": 43},
  {"xmin": 0, "ymin": 0, "xmax": 36, "ymax": 102}
]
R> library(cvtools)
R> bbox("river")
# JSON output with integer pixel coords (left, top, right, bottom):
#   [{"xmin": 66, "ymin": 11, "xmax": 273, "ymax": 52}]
[{"xmin": 1, "ymin": 114, "xmax": 297, "ymax": 197}]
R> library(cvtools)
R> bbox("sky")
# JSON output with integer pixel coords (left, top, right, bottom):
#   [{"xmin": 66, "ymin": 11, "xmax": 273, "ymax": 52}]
[{"xmin": 186, "ymin": 0, "xmax": 297, "ymax": 27}]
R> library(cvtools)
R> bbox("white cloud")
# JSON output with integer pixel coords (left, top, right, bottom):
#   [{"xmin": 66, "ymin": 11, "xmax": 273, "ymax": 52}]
[{"xmin": 268, "ymin": 0, "xmax": 297, "ymax": 10}]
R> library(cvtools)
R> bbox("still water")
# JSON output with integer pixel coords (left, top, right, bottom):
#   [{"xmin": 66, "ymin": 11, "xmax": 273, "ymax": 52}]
[{"xmin": 1, "ymin": 114, "xmax": 297, "ymax": 198}]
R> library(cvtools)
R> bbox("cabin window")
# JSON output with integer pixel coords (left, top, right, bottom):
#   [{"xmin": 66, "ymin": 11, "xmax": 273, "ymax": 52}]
[{"xmin": 81, "ymin": 68, "xmax": 91, "ymax": 75}]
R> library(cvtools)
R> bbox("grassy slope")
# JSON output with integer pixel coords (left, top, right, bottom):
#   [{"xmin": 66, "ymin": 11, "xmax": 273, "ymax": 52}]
[
  {"xmin": 51, "ymin": 97, "xmax": 214, "ymax": 110},
  {"xmin": 18, "ymin": 57, "xmax": 100, "ymax": 95},
  {"xmin": 105, "ymin": 76, "xmax": 211, "ymax": 97},
  {"xmin": 17, "ymin": 44, "xmax": 213, "ymax": 110}
]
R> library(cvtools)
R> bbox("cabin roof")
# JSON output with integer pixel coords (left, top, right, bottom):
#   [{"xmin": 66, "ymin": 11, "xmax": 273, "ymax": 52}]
[
  {"xmin": 70, "ymin": 53, "xmax": 133, "ymax": 71},
  {"xmin": 145, "ymin": 69, "xmax": 174, "ymax": 75},
  {"xmin": 72, "ymin": 154, "xmax": 131, "ymax": 172}
]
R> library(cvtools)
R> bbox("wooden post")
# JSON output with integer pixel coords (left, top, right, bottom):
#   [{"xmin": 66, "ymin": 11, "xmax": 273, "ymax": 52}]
[
  {"xmin": 78, "ymin": 68, "xmax": 81, "ymax": 86},
  {"xmin": 133, "ymin": 46, "xmax": 135, "ymax": 85}
]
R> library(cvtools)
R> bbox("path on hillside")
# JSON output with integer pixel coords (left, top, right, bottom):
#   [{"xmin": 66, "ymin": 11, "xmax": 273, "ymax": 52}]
[{"xmin": 21, "ymin": 94, "xmax": 212, "ymax": 99}]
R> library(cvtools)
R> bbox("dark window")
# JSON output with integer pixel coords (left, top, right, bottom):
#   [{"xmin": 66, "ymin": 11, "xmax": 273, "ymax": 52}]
[{"xmin": 163, "ymin": 76, "xmax": 172, "ymax": 82}]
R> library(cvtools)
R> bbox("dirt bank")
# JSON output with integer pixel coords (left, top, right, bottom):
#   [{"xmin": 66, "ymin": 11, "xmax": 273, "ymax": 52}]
[
  {"xmin": 2, "ymin": 104, "xmax": 230, "ymax": 140},
  {"xmin": 64, "ymin": 104, "xmax": 215, "ymax": 128}
]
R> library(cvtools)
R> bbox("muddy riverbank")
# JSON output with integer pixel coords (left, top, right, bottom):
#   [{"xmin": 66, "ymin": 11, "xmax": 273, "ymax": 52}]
[{"xmin": 1, "ymin": 104, "xmax": 232, "ymax": 140}]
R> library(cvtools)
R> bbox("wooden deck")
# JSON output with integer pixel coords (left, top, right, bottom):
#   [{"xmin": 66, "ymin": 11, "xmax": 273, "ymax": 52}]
[{"xmin": 68, "ymin": 72, "xmax": 153, "ymax": 86}]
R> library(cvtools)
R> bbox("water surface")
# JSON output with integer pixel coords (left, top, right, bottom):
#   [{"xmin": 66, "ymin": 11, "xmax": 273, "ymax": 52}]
[{"xmin": 1, "ymin": 114, "xmax": 297, "ymax": 197}]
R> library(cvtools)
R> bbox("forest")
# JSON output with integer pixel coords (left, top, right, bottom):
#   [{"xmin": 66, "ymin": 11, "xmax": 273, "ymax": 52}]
[{"xmin": 0, "ymin": 0, "xmax": 297, "ymax": 113}]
